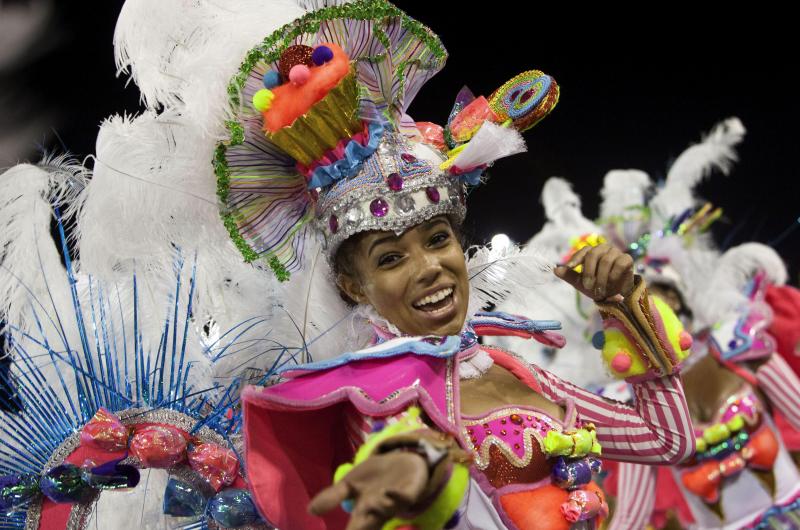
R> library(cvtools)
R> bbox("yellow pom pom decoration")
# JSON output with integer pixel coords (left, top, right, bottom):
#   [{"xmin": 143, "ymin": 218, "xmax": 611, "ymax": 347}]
[{"xmin": 252, "ymin": 89, "xmax": 275, "ymax": 112}]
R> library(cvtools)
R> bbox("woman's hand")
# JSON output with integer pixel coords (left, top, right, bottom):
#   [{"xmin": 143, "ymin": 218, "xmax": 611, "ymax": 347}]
[
  {"xmin": 309, "ymin": 451, "xmax": 430, "ymax": 530},
  {"xmin": 554, "ymin": 243, "xmax": 635, "ymax": 302}
]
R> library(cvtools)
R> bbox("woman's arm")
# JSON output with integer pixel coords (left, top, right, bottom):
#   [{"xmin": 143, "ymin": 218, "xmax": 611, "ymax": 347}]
[
  {"xmin": 755, "ymin": 353, "xmax": 800, "ymax": 430},
  {"xmin": 533, "ymin": 365, "xmax": 694, "ymax": 464}
]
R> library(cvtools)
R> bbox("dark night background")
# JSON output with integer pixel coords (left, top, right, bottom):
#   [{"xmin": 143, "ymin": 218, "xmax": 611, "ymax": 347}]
[{"xmin": 1, "ymin": 1, "xmax": 798, "ymax": 281}]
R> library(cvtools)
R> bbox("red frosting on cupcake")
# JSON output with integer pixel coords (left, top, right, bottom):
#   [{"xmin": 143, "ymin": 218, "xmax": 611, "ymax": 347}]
[{"xmin": 263, "ymin": 42, "xmax": 350, "ymax": 133}]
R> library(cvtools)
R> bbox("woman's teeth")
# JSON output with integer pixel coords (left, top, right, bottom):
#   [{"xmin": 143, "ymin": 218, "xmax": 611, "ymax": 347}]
[{"xmin": 414, "ymin": 287, "xmax": 454, "ymax": 308}]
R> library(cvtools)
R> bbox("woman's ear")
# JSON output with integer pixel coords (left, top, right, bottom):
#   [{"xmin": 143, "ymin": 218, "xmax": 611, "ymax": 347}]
[{"xmin": 337, "ymin": 272, "xmax": 366, "ymax": 305}]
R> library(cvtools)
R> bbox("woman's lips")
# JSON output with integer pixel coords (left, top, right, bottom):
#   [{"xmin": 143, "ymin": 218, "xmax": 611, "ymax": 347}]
[{"xmin": 412, "ymin": 290, "xmax": 457, "ymax": 323}]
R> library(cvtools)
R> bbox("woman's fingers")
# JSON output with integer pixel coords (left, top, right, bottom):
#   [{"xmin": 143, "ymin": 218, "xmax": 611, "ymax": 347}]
[
  {"xmin": 608, "ymin": 253, "xmax": 634, "ymax": 297},
  {"xmin": 593, "ymin": 250, "xmax": 618, "ymax": 300},
  {"xmin": 580, "ymin": 244, "xmax": 608, "ymax": 291},
  {"xmin": 556, "ymin": 243, "xmax": 635, "ymax": 301},
  {"xmin": 309, "ymin": 480, "xmax": 351, "ymax": 516},
  {"xmin": 565, "ymin": 245, "xmax": 592, "ymax": 269}
]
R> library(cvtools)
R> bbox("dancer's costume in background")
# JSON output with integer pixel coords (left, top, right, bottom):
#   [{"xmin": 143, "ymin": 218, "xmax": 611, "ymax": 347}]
[{"xmin": 585, "ymin": 120, "xmax": 800, "ymax": 530}]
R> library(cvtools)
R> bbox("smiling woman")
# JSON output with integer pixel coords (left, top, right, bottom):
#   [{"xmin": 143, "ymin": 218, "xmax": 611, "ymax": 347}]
[
  {"xmin": 335, "ymin": 216, "xmax": 469, "ymax": 337},
  {"xmin": 223, "ymin": 2, "xmax": 700, "ymax": 527}
]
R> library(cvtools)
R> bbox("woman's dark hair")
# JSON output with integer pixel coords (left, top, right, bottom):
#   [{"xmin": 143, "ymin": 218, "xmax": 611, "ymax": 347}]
[{"xmin": 331, "ymin": 215, "xmax": 467, "ymax": 307}]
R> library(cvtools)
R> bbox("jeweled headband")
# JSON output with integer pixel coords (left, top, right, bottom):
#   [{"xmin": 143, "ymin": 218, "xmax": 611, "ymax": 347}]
[{"xmin": 215, "ymin": 0, "xmax": 559, "ymax": 280}]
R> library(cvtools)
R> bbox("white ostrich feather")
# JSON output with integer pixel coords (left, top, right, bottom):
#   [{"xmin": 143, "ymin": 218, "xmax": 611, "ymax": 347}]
[
  {"xmin": 0, "ymin": 156, "xmax": 86, "ymax": 338},
  {"xmin": 80, "ymin": 110, "xmax": 291, "ymax": 381},
  {"xmin": 465, "ymin": 243, "xmax": 554, "ymax": 315},
  {"xmin": 649, "ymin": 117, "xmax": 745, "ymax": 230}
]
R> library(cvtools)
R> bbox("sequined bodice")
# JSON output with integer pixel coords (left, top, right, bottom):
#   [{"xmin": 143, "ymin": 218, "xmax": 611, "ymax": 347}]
[{"xmin": 462, "ymin": 407, "xmax": 560, "ymax": 488}]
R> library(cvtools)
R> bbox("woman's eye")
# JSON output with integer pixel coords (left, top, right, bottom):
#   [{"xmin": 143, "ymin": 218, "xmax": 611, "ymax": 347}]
[
  {"xmin": 377, "ymin": 254, "xmax": 401, "ymax": 267},
  {"xmin": 429, "ymin": 232, "xmax": 450, "ymax": 246}
]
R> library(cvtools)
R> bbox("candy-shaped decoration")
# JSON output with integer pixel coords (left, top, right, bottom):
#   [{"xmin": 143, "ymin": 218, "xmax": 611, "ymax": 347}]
[
  {"xmin": 262, "ymin": 69, "xmax": 281, "ymax": 89},
  {"xmin": 0, "ymin": 474, "xmax": 39, "ymax": 511},
  {"xmin": 162, "ymin": 478, "xmax": 206, "ymax": 517},
  {"xmin": 207, "ymin": 488, "xmax": 261, "ymax": 527},
  {"xmin": 278, "ymin": 44, "xmax": 314, "ymax": 80},
  {"xmin": 252, "ymin": 89, "xmax": 275, "ymax": 112},
  {"xmin": 552, "ymin": 457, "xmax": 602, "ymax": 489},
  {"xmin": 188, "ymin": 443, "xmax": 240, "ymax": 491},
  {"xmin": 447, "ymin": 96, "xmax": 499, "ymax": 144},
  {"xmin": 488, "ymin": 70, "xmax": 559, "ymax": 132},
  {"xmin": 289, "ymin": 64, "xmax": 311, "ymax": 85},
  {"xmin": 560, "ymin": 489, "xmax": 608, "ymax": 523},
  {"xmin": 129, "ymin": 425, "xmax": 187, "ymax": 468},
  {"xmin": 312, "ymin": 45, "xmax": 334, "ymax": 65},
  {"xmin": 81, "ymin": 407, "xmax": 130, "ymax": 452},
  {"xmin": 39, "ymin": 464, "xmax": 95, "ymax": 504},
  {"xmin": 81, "ymin": 458, "xmax": 140, "ymax": 490},
  {"xmin": 543, "ymin": 425, "xmax": 601, "ymax": 457}
]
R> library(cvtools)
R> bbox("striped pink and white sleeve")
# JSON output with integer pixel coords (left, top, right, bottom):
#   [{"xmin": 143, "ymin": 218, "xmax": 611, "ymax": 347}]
[
  {"xmin": 606, "ymin": 463, "xmax": 656, "ymax": 530},
  {"xmin": 756, "ymin": 354, "xmax": 800, "ymax": 430},
  {"xmin": 533, "ymin": 366, "xmax": 695, "ymax": 465}
]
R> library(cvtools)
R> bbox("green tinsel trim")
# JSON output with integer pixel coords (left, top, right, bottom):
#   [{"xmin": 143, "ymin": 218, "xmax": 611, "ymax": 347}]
[
  {"xmin": 215, "ymin": 0, "xmax": 447, "ymax": 279},
  {"xmin": 269, "ymin": 256, "xmax": 291, "ymax": 282}
]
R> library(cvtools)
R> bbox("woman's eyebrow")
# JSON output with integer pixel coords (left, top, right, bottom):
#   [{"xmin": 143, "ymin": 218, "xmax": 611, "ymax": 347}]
[{"xmin": 367, "ymin": 234, "xmax": 398, "ymax": 257}]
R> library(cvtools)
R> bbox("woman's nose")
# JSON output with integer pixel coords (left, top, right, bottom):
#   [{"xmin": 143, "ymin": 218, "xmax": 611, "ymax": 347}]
[{"xmin": 413, "ymin": 249, "xmax": 443, "ymax": 285}]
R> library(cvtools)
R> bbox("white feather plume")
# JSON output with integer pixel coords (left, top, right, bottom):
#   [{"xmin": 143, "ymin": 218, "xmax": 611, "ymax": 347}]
[
  {"xmin": 450, "ymin": 121, "xmax": 526, "ymax": 171},
  {"xmin": 694, "ymin": 242, "xmax": 787, "ymax": 327},
  {"xmin": 599, "ymin": 169, "xmax": 652, "ymax": 219},
  {"xmin": 0, "ymin": 156, "xmax": 86, "ymax": 339},
  {"xmin": 80, "ymin": 110, "xmax": 291, "ymax": 381},
  {"xmin": 466, "ymin": 243, "xmax": 554, "ymax": 315},
  {"xmin": 649, "ymin": 117, "xmax": 745, "ymax": 230},
  {"xmin": 114, "ymin": 0, "xmax": 305, "ymax": 132},
  {"xmin": 529, "ymin": 177, "xmax": 601, "ymax": 262}
]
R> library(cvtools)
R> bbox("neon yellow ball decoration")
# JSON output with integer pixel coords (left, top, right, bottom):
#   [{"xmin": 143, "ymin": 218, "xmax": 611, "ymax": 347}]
[{"xmin": 252, "ymin": 89, "xmax": 275, "ymax": 112}]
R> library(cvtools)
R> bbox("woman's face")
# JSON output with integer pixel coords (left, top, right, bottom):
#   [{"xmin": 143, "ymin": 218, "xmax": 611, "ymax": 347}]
[{"xmin": 338, "ymin": 216, "xmax": 470, "ymax": 337}]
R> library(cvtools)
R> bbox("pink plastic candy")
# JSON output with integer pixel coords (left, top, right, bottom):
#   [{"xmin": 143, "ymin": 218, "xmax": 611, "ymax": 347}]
[
  {"xmin": 129, "ymin": 425, "xmax": 187, "ymax": 468},
  {"xmin": 80, "ymin": 407, "xmax": 130, "ymax": 452},
  {"xmin": 188, "ymin": 443, "xmax": 240, "ymax": 491}
]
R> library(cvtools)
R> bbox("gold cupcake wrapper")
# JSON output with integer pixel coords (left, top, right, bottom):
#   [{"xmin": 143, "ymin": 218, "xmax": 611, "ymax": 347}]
[{"xmin": 267, "ymin": 68, "xmax": 363, "ymax": 167}]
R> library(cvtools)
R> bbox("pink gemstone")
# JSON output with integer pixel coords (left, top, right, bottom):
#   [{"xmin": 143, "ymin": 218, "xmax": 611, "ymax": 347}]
[
  {"xmin": 328, "ymin": 214, "xmax": 338, "ymax": 233},
  {"xmin": 426, "ymin": 186, "xmax": 440, "ymax": 203},
  {"xmin": 370, "ymin": 198, "xmax": 389, "ymax": 217},
  {"xmin": 400, "ymin": 153, "xmax": 416, "ymax": 163},
  {"xmin": 387, "ymin": 172, "xmax": 403, "ymax": 191}
]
